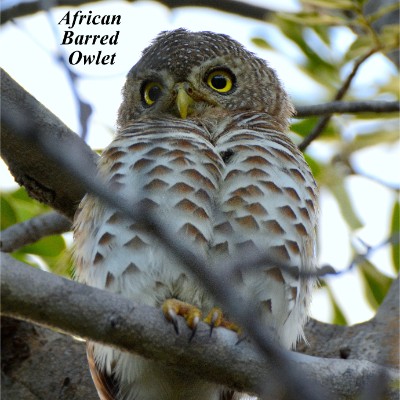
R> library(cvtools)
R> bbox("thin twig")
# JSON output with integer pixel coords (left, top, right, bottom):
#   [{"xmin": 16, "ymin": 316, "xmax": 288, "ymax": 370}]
[
  {"xmin": 295, "ymin": 100, "xmax": 400, "ymax": 118},
  {"xmin": 0, "ymin": 212, "xmax": 71, "ymax": 253},
  {"xmin": 1, "ymin": 0, "xmax": 271, "ymax": 25},
  {"xmin": 299, "ymin": 49, "xmax": 378, "ymax": 151}
]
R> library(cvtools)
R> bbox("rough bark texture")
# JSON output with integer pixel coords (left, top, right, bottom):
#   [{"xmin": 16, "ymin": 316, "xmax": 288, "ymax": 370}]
[
  {"xmin": 0, "ymin": 68, "xmax": 97, "ymax": 220},
  {"xmin": 1, "ymin": 317, "xmax": 97, "ymax": 400},
  {"xmin": 1, "ymin": 258, "xmax": 399, "ymax": 400},
  {"xmin": 299, "ymin": 277, "xmax": 400, "ymax": 369}
]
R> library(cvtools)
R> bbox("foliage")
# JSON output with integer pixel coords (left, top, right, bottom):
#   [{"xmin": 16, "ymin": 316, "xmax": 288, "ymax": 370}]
[
  {"xmin": 252, "ymin": 0, "xmax": 398, "ymax": 320},
  {"xmin": 1, "ymin": 188, "xmax": 70, "ymax": 275}
]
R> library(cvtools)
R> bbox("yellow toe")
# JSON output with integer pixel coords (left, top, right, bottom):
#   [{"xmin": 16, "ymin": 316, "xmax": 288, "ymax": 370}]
[{"xmin": 162, "ymin": 299, "xmax": 202, "ymax": 331}]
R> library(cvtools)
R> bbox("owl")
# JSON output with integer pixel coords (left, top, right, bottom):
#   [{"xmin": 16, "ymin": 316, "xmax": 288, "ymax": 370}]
[{"xmin": 73, "ymin": 29, "xmax": 318, "ymax": 400}]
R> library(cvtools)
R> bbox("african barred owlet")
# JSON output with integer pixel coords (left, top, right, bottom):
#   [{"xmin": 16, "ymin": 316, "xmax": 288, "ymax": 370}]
[{"xmin": 73, "ymin": 29, "xmax": 318, "ymax": 400}]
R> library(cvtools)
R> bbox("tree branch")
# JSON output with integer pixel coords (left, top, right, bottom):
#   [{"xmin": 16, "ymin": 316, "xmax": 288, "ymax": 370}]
[
  {"xmin": 2, "ymin": 257, "xmax": 397, "ymax": 399},
  {"xmin": 299, "ymin": 49, "xmax": 378, "ymax": 151},
  {"xmin": 1, "ymin": 316, "xmax": 97, "ymax": 400},
  {"xmin": 0, "ymin": 211, "xmax": 71, "ymax": 253},
  {"xmin": 295, "ymin": 100, "xmax": 400, "ymax": 118},
  {"xmin": 0, "ymin": 68, "xmax": 98, "ymax": 219},
  {"xmin": 1, "ymin": 0, "xmax": 271, "ymax": 26},
  {"xmin": 299, "ymin": 277, "xmax": 399, "ymax": 369}
]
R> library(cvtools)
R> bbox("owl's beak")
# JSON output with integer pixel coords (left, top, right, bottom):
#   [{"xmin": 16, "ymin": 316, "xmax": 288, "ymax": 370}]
[{"xmin": 175, "ymin": 83, "xmax": 194, "ymax": 119}]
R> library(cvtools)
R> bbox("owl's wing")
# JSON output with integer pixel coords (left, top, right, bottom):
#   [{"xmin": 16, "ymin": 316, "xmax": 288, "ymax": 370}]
[{"xmin": 87, "ymin": 343, "xmax": 119, "ymax": 400}]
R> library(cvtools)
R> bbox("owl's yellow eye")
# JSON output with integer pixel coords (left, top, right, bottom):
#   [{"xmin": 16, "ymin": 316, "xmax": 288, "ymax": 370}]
[
  {"xmin": 143, "ymin": 82, "xmax": 163, "ymax": 106},
  {"xmin": 206, "ymin": 70, "xmax": 234, "ymax": 93}
]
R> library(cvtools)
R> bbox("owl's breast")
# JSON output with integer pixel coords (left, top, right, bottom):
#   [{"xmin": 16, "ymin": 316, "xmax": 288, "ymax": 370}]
[
  {"xmin": 74, "ymin": 115, "xmax": 318, "ymax": 347},
  {"xmin": 74, "ymin": 118, "xmax": 226, "ymax": 311}
]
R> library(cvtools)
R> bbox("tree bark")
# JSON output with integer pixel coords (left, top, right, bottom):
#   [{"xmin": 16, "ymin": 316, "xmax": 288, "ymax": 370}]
[
  {"xmin": 1, "ymin": 256, "xmax": 398, "ymax": 399},
  {"xmin": 0, "ymin": 69, "xmax": 97, "ymax": 220}
]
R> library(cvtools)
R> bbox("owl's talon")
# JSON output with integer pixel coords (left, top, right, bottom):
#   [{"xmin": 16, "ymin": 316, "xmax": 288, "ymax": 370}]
[
  {"xmin": 162, "ymin": 299, "xmax": 202, "ymax": 337},
  {"xmin": 204, "ymin": 307, "xmax": 241, "ymax": 336},
  {"xmin": 167, "ymin": 309, "xmax": 180, "ymax": 335},
  {"xmin": 208, "ymin": 309, "xmax": 219, "ymax": 337},
  {"xmin": 188, "ymin": 323, "xmax": 198, "ymax": 342}
]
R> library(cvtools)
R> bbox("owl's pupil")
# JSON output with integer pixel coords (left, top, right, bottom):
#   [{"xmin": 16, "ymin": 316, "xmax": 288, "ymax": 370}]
[
  {"xmin": 148, "ymin": 85, "xmax": 161, "ymax": 101},
  {"xmin": 211, "ymin": 75, "xmax": 227, "ymax": 90}
]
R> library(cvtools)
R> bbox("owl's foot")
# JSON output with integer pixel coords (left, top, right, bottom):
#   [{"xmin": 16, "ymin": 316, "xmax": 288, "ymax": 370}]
[
  {"xmin": 204, "ymin": 307, "xmax": 241, "ymax": 337},
  {"xmin": 162, "ymin": 299, "xmax": 202, "ymax": 338}
]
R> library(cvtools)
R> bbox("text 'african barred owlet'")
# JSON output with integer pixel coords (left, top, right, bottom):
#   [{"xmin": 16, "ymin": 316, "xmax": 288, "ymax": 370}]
[{"xmin": 73, "ymin": 28, "xmax": 319, "ymax": 400}]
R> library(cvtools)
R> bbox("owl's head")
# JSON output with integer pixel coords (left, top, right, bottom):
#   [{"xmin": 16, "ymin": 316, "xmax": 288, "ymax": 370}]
[{"xmin": 117, "ymin": 29, "xmax": 294, "ymax": 130}]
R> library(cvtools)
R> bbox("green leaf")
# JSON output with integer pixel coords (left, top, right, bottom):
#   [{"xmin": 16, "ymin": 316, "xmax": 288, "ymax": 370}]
[
  {"xmin": 379, "ymin": 25, "xmax": 400, "ymax": 54},
  {"xmin": 312, "ymin": 25, "xmax": 332, "ymax": 46},
  {"xmin": 390, "ymin": 200, "xmax": 400, "ymax": 273},
  {"xmin": 301, "ymin": 0, "xmax": 358, "ymax": 10},
  {"xmin": 11, "ymin": 253, "xmax": 41, "ymax": 269},
  {"xmin": 49, "ymin": 249, "xmax": 75, "ymax": 277},
  {"xmin": 278, "ymin": 11, "xmax": 349, "ymax": 26},
  {"xmin": 18, "ymin": 235, "xmax": 66, "ymax": 258},
  {"xmin": 345, "ymin": 35, "xmax": 375, "ymax": 61},
  {"xmin": 5, "ymin": 187, "xmax": 52, "ymax": 222},
  {"xmin": 251, "ymin": 37, "xmax": 272, "ymax": 50},
  {"xmin": 320, "ymin": 165, "xmax": 363, "ymax": 230},
  {"xmin": 359, "ymin": 260, "xmax": 393, "ymax": 309},
  {"xmin": 290, "ymin": 117, "xmax": 337, "ymax": 139},
  {"xmin": 291, "ymin": 117, "xmax": 319, "ymax": 137},
  {"xmin": 272, "ymin": 16, "xmax": 340, "ymax": 88},
  {"xmin": 377, "ymin": 74, "xmax": 400, "ymax": 97},
  {"xmin": 304, "ymin": 154, "xmax": 322, "ymax": 179},
  {"xmin": 323, "ymin": 282, "xmax": 348, "ymax": 325},
  {"xmin": 0, "ymin": 196, "xmax": 17, "ymax": 230}
]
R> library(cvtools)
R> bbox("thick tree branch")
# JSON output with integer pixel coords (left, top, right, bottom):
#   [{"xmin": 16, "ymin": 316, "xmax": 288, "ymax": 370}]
[
  {"xmin": 1, "ymin": 0, "xmax": 271, "ymax": 26},
  {"xmin": 1, "ymin": 317, "xmax": 97, "ymax": 400},
  {"xmin": 0, "ymin": 68, "xmax": 98, "ymax": 219},
  {"xmin": 295, "ymin": 100, "xmax": 400, "ymax": 118},
  {"xmin": 1, "ymin": 257, "xmax": 397, "ymax": 399},
  {"xmin": 299, "ymin": 277, "xmax": 399, "ymax": 369},
  {"xmin": 0, "ymin": 211, "xmax": 71, "ymax": 253}
]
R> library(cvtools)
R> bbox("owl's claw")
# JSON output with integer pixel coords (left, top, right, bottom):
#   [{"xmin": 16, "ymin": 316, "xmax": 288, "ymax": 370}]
[
  {"xmin": 162, "ymin": 301, "xmax": 241, "ymax": 341},
  {"xmin": 204, "ymin": 307, "xmax": 241, "ymax": 337},
  {"xmin": 162, "ymin": 299, "xmax": 202, "ymax": 338},
  {"xmin": 164, "ymin": 307, "xmax": 180, "ymax": 335}
]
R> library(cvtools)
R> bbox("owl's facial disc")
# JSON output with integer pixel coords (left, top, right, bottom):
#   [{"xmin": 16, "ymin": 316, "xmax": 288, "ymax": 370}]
[{"xmin": 138, "ymin": 66, "xmax": 238, "ymax": 121}]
